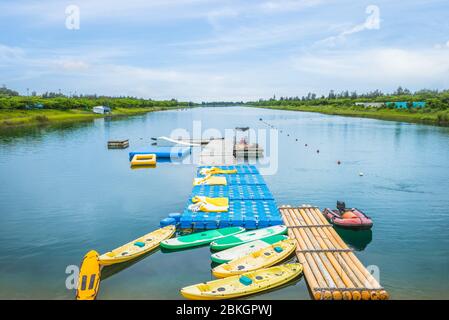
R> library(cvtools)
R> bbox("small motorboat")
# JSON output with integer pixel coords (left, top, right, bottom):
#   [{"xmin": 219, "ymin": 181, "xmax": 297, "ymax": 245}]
[{"xmin": 323, "ymin": 201, "xmax": 373, "ymax": 230}]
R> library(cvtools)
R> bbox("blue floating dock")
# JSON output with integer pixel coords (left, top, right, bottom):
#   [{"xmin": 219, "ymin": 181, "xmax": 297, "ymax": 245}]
[
  {"xmin": 226, "ymin": 174, "xmax": 266, "ymax": 185},
  {"xmin": 191, "ymin": 185, "xmax": 274, "ymax": 200},
  {"xmin": 197, "ymin": 165, "xmax": 259, "ymax": 176},
  {"xmin": 129, "ymin": 147, "xmax": 190, "ymax": 160},
  {"xmin": 181, "ymin": 165, "xmax": 281, "ymax": 229}
]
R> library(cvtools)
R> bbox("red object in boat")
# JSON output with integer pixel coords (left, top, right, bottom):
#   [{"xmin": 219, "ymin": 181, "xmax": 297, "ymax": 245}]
[{"xmin": 323, "ymin": 207, "xmax": 373, "ymax": 230}]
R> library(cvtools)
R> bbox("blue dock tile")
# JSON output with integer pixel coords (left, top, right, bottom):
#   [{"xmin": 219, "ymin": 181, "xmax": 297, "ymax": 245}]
[
  {"xmin": 197, "ymin": 165, "xmax": 260, "ymax": 176},
  {"xmin": 243, "ymin": 216, "xmax": 257, "ymax": 229},
  {"xmin": 226, "ymin": 174, "xmax": 266, "ymax": 185},
  {"xmin": 257, "ymin": 219, "xmax": 270, "ymax": 228}
]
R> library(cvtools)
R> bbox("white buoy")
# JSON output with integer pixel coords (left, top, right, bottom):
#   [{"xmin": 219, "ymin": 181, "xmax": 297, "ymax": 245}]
[{"xmin": 359, "ymin": 172, "xmax": 364, "ymax": 176}]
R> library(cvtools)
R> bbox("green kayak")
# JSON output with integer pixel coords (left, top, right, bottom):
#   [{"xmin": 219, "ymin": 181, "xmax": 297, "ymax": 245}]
[
  {"xmin": 160, "ymin": 227, "xmax": 245, "ymax": 250},
  {"xmin": 210, "ymin": 225, "xmax": 287, "ymax": 251}
]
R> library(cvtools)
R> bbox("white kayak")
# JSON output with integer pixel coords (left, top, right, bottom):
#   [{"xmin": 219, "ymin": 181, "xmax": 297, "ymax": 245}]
[
  {"xmin": 156, "ymin": 136, "xmax": 200, "ymax": 147},
  {"xmin": 211, "ymin": 235, "xmax": 288, "ymax": 264}
]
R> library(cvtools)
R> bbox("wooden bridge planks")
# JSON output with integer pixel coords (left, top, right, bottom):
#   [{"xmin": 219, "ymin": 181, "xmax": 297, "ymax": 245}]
[{"xmin": 280, "ymin": 206, "xmax": 389, "ymax": 300}]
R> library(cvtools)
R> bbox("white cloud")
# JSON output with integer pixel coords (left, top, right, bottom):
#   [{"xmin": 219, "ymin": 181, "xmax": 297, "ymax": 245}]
[
  {"xmin": 0, "ymin": 0, "xmax": 221, "ymax": 26},
  {"xmin": 56, "ymin": 59, "xmax": 90, "ymax": 71},
  {"xmin": 0, "ymin": 44, "xmax": 25, "ymax": 62},
  {"xmin": 173, "ymin": 20, "xmax": 322, "ymax": 55},
  {"xmin": 206, "ymin": 7, "xmax": 240, "ymax": 29},
  {"xmin": 291, "ymin": 48, "xmax": 449, "ymax": 88},
  {"xmin": 317, "ymin": 5, "xmax": 381, "ymax": 47},
  {"xmin": 260, "ymin": 0, "xmax": 323, "ymax": 12},
  {"xmin": 0, "ymin": 0, "xmax": 326, "ymax": 28}
]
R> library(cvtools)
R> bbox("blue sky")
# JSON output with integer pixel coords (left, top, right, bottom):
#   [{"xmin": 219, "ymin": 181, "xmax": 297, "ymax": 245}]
[{"xmin": 1, "ymin": 0, "xmax": 449, "ymax": 101}]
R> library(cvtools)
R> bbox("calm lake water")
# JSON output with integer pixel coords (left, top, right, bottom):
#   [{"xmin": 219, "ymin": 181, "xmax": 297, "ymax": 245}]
[{"xmin": 0, "ymin": 107, "xmax": 448, "ymax": 299}]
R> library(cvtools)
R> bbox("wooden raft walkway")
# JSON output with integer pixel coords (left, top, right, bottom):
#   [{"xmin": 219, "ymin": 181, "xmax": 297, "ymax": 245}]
[{"xmin": 280, "ymin": 206, "xmax": 389, "ymax": 300}]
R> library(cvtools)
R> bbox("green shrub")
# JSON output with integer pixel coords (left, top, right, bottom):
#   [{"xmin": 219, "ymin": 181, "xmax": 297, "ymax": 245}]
[{"xmin": 34, "ymin": 115, "xmax": 49, "ymax": 123}]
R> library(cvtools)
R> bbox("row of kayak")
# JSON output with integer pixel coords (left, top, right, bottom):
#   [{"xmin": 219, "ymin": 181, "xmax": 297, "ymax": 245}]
[
  {"xmin": 160, "ymin": 225, "xmax": 287, "ymax": 251},
  {"xmin": 76, "ymin": 225, "xmax": 177, "ymax": 300},
  {"xmin": 160, "ymin": 225, "xmax": 302, "ymax": 299},
  {"xmin": 77, "ymin": 224, "xmax": 301, "ymax": 300}
]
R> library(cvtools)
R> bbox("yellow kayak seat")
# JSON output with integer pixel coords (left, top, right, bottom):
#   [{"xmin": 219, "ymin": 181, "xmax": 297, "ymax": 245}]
[
  {"xmin": 199, "ymin": 167, "xmax": 238, "ymax": 176},
  {"xmin": 193, "ymin": 175, "xmax": 227, "ymax": 186},
  {"xmin": 192, "ymin": 196, "xmax": 229, "ymax": 207},
  {"xmin": 188, "ymin": 196, "xmax": 229, "ymax": 212}
]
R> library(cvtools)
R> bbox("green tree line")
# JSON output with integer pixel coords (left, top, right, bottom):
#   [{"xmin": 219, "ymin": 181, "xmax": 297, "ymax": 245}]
[
  {"xmin": 0, "ymin": 87, "xmax": 194, "ymax": 110},
  {"xmin": 249, "ymin": 87, "xmax": 449, "ymax": 110}
]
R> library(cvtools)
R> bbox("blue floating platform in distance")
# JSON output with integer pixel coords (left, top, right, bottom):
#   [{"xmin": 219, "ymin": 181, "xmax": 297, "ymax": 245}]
[{"xmin": 129, "ymin": 146, "xmax": 191, "ymax": 160}]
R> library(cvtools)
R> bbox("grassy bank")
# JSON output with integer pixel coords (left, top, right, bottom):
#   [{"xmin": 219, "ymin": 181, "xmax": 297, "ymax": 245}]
[
  {"xmin": 0, "ymin": 106, "xmax": 184, "ymax": 128},
  {"xmin": 250, "ymin": 104, "xmax": 449, "ymax": 126}
]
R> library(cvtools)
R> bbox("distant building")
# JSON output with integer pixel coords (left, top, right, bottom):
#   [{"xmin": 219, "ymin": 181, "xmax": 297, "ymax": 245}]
[
  {"xmin": 412, "ymin": 101, "xmax": 426, "ymax": 108},
  {"xmin": 385, "ymin": 101, "xmax": 426, "ymax": 109},
  {"xmin": 25, "ymin": 103, "xmax": 44, "ymax": 110},
  {"xmin": 93, "ymin": 106, "xmax": 111, "ymax": 114},
  {"xmin": 355, "ymin": 102, "xmax": 385, "ymax": 108}
]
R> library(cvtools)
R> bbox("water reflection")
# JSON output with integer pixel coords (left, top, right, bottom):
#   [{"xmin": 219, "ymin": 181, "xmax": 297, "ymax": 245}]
[
  {"xmin": 101, "ymin": 249, "xmax": 160, "ymax": 281},
  {"xmin": 334, "ymin": 227, "xmax": 373, "ymax": 251},
  {"xmin": 130, "ymin": 164, "xmax": 157, "ymax": 170}
]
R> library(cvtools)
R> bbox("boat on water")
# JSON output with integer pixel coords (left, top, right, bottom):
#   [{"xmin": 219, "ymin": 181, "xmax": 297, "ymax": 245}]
[{"xmin": 323, "ymin": 201, "xmax": 373, "ymax": 230}]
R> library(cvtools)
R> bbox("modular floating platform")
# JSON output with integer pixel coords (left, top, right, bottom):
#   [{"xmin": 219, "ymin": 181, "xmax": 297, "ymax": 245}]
[{"xmin": 180, "ymin": 165, "xmax": 283, "ymax": 229}]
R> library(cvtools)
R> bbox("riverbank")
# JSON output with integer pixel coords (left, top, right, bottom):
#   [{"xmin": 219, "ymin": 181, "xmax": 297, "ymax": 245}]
[
  {"xmin": 249, "ymin": 105, "xmax": 449, "ymax": 126},
  {"xmin": 0, "ymin": 106, "xmax": 188, "ymax": 128}
]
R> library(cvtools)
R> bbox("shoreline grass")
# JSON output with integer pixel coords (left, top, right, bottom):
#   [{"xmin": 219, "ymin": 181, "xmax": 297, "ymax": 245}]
[
  {"xmin": 249, "ymin": 105, "xmax": 449, "ymax": 126},
  {"xmin": 0, "ymin": 106, "xmax": 188, "ymax": 129}
]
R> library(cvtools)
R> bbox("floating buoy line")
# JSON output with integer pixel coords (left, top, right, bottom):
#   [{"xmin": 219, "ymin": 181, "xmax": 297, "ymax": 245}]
[{"xmin": 258, "ymin": 118, "xmax": 359, "ymax": 174}]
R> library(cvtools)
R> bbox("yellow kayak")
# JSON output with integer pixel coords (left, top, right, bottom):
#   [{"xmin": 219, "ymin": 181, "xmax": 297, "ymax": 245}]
[
  {"xmin": 76, "ymin": 250, "xmax": 101, "ymax": 300},
  {"xmin": 212, "ymin": 239, "xmax": 296, "ymax": 278},
  {"xmin": 180, "ymin": 263, "xmax": 303, "ymax": 300},
  {"xmin": 99, "ymin": 225, "xmax": 176, "ymax": 266}
]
